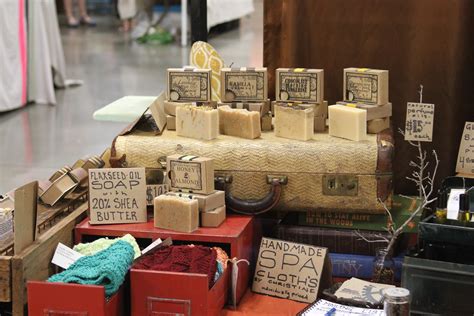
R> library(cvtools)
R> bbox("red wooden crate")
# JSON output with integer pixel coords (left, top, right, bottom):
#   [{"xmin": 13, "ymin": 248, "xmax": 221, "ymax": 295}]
[
  {"xmin": 131, "ymin": 267, "xmax": 229, "ymax": 316},
  {"xmin": 27, "ymin": 281, "xmax": 124, "ymax": 316}
]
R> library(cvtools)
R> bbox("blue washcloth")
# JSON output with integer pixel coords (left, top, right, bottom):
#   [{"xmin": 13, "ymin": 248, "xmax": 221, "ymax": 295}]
[{"xmin": 48, "ymin": 240, "xmax": 134, "ymax": 296}]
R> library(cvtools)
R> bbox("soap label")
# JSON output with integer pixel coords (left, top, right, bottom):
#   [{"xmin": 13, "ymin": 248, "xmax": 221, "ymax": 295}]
[
  {"xmin": 345, "ymin": 72, "xmax": 378, "ymax": 104},
  {"xmin": 168, "ymin": 72, "xmax": 210, "ymax": 101},
  {"xmin": 224, "ymin": 72, "xmax": 265, "ymax": 101},
  {"xmin": 88, "ymin": 168, "xmax": 147, "ymax": 224},
  {"xmin": 279, "ymin": 72, "xmax": 317, "ymax": 101},
  {"xmin": 456, "ymin": 122, "xmax": 474, "ymax": 175},
  {"xmin": 169, "ymin": 161, "xmax": 203, "ymax": 191},
  {"xmin": 404, "ymin": 102, "xmax": 435, "ymax": 142}
]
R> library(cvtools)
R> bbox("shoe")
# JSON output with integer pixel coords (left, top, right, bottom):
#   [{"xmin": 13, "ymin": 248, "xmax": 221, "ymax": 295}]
[
  {"xmin": 80, "ymin": 17, "xmax": 96, "ymax": 27},
  {"xmin": 67, "ymin": 17, "xmax": 79, "ymax": 28}
]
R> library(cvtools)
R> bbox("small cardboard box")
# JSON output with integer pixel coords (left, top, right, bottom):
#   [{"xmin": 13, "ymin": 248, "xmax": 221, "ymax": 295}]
[
  {"xmin": 276, "ymin": 68, "xmax": 324, "ymax": 103},
  {"xmin": 166, "ymin": 190, "xmax": 225, "ymax": 212},
  {"xmin": 167, "ymin": 67, "xmax": 212, "ymax": 102},
  {"xmin": 343, "ymin": 68, "xmax": 389, "ymax": 105},
  {"xmin": 39, "ymin": 173, "xmax": 78, "ymax": 206},
  {"xmin": 337, "ymin": 101, "xmax": 392, "ymax": 121},
  {"xmin": 167, "ymin": 154, "xmax": 215, "ymax": 194},
  {"xmin": 201, "ymin": 206, "xmax": 226, "ymax": 227},
  {"xmin": 221, "ymin": 67, "xmax": 268, "ymax": 102}
]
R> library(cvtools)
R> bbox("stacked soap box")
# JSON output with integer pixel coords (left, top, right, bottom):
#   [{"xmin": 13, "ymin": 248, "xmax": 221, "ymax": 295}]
[
  {"xmin": 218, "ymin": 67, "xmax": 272, "ymax": 132},
  {"xmin": 328, "ymin": 68, "xmax": 391, "ymax": 141},
  {"xmin": 154, "ymin": 154, "xmax": 226, "ymax": 233},
  {"xmin": 165, "ymin": 67, "xmax": 217, "ymax": 132}
]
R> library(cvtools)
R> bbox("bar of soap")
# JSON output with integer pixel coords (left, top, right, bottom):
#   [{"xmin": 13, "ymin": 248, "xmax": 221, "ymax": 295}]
[
  {"xmin": 166, "ymin": 190, "xmax": 225, "ymax": 212},
  {"xmin": 166, "ymin": 115, "xmax": 176, "ymax": 130},
  {"xmin": 221, "ymin": 67, "xmax": 268, "ymax": 102},
  {"xmin": 200, "ymin": 206, "xmax": 226, "ymax": 227},
  {"xmin": 368, "ymin": 117, "xmax": 390, "ymax": 134},
  {"xmin": 164, "ymin": 100, "xmax": 217, "ymax": 116},
  {"xmin": 337, "ymin": 101, "xmax": 392, "ymax": 121},
  {"xmin": 167, "ymin": 67, "xmax": 211, "ymax": 102},
  {"xmin": 176, "ymin": 106, "xmax": 218, "ymax": 140},
  {"xmin": 218, "ymin": 105, "xmax": 261, "ymax": 139},
  {"xmin": 154, "ymin": 195, "xmax": 199, "ymax": 233},
  {"xmin": 343, "ymin": 68, "xmax": 388, "ymax": 105},
  {"xmin": 274, "ymin": 103, "xmax": 314, "ymax": 141},
  {"xmin": 276, "ymin": 68, "xmax": 324, "ymax": 103},
  {"xmin": 328, "ymin": 104, "xmax": 367, "ymax": 141}
]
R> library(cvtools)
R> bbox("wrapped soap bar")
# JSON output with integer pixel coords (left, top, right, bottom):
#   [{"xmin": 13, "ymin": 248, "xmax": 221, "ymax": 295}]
[
  {"xmin": 166, "ymin": 190, "xmax": 225, "ymax": 212},
  {"xmin": 368, "ymin": 117, "xmax": 390, "ymax": 134},
  {"xmin": 154, "ymin": 195, "xmax": 199, "ymax": 233},
  {"xmin": 218, "ymin": 106, "xmax": 261, "ymax": 139},
  {"xmin": 167, "ymin": 154, "xmax": 214, "ymax": 194},
  {"xmin": 221, "ymin": 67, "xmax": 268, "ymax": 102},
  {"xmin": 328, "ymin": 104, "xmax": 367, "ymax": 141},
  {"xmin": 337, "ymin": 101, "xmax": 392, "ymax": 121},
  {"xmin": 276, "ymin": 68, "xmax": 324, "ymax": 103},
  {"xmin": 200, "ymin": 206, "xmax": 226, "ymax": 227},
  {"xmin": 274, "ymin": 103, "xmax": 314, "ymax": 141},
  {"xmin": 343, "ymin": 68, "xmax": 388, "ymax": 105},
  {"xmin": 167, "ymin": 67, "xmax": 211, "ymax": 102},
  {"xmin": 176, "ymin": 105, "xmax": 218, "ymax": 140}
]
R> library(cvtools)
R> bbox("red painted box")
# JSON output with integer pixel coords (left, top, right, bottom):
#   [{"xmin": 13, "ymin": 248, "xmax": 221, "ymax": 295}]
[
  {"xmin": 27, "ymin": 281, "xmax": 124, "ymax": 316},
  {"xmin": 131, "ymin": 267, "xmax": 229, "ymax": 316}
]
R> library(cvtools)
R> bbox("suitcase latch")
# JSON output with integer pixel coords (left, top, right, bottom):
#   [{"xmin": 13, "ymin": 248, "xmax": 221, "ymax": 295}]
[
  {"xmin": 266, "ymin": 175, "xmax": 288, "ymax": 185},
  {"xmin": 322, "ymin": 175, "xmax": 358, "ymax": 196}
]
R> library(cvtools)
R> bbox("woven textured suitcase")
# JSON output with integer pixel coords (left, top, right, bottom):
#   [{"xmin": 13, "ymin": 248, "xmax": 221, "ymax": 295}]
[{"xmin": 110, "ymin": 115, "xmax": 393, "ymax": 214}]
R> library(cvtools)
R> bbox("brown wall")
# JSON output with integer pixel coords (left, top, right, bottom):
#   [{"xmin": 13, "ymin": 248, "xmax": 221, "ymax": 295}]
[{"xmin": 264, "ymin": 0, "xmax": 474, "ymax": 194}]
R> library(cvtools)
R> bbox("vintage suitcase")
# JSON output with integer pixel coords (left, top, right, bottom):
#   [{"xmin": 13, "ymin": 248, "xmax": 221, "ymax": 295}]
[{"xmin": 110, "ymin": 115, "xmax": 393, "ymax": 215}]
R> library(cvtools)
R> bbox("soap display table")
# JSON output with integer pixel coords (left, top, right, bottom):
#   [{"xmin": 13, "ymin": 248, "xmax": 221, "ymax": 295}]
[{"xmin": 75, "ymin": 215, "xmax": 256, "ymax": 305}]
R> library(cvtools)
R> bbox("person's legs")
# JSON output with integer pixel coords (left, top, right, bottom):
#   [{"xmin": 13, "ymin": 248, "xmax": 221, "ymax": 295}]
[
  {"xmin": 63, "ymin": 0, "xmax": 79, "ymax": 26},
  {"xmin": 78, "ymin": 0, "xmax": 96, "ymax": 26}
]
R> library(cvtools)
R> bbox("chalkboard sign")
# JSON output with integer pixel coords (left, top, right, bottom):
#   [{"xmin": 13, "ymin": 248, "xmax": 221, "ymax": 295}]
[
  {"xmin": 88, "ymin": 168, "xmax": 147, "ymax": 224},
  {"xmin": 252, "ymin": 237, "xmax": 330, "ymax": 303},
  {"xmin": 404, "ymin": 102, "xmax": 435, "ymax": 142},
  {"xmin": 456, "ymin": 122, "xmax": 474, "ymax": 175}
]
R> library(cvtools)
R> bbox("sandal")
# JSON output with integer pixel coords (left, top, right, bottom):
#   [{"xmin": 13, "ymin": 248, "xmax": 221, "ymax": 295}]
[{"xmin": 80, "ymin": 16, "xmax": 96, "ymax": 27}]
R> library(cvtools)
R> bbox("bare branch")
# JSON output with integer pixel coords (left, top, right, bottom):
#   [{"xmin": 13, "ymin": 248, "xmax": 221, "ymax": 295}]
[{"xmin": 355, "ymin": 230, "xmax": 389, "ymax": 244}]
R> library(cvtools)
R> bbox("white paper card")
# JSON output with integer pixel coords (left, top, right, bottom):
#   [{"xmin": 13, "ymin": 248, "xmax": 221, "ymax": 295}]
[
  {"xmin": 404, "ymin": 102, "xmax": 435, "ymax": 142},
  {"xmin": 447, "ymin": 188, "xmax": 466, "ymax": 220},
  {"xmin": 299, "ymin": 299, "xmax": 385, "ymax": 316},
  {"xmin": 456, "ymin": 122, "xmax": 474, "ymax": 175},
  {"xmin": 141, "ymin": 238, "xmax": 163, "ymax": 255},
  {"xmin": 52, "ymin": 243, "xmax": 84, "ymax": 269}
]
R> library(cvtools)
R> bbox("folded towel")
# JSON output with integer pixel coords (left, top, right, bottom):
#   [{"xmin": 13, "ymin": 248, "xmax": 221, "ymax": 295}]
[
  {"xmin": 49, "ymin": 240, "xmax": 134, "ymax": 296},
  {"xmin": 73, "ymin": 233, "xmax": 141, "ymax": 259}
]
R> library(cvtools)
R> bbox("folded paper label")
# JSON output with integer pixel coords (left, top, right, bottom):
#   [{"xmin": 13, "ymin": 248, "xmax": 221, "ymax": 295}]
[
  {"xmin": 52, "ymin": 243, "xmax": 84, "ymax": 269},
  {"xmin": 167, "ymin": 155, "xmax": 214, "ymax": 194}
]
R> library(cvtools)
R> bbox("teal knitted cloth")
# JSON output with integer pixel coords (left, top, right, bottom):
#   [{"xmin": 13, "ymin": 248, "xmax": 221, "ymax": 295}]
[{"xmin": 48, "ymin": 240, "xmax": 134, "ymax": 296}]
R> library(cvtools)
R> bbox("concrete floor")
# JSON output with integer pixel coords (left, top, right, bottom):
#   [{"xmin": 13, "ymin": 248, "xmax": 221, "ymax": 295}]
[{"xmin": 0, "ymin": 6, "xmax": 262, "ymax": 193}]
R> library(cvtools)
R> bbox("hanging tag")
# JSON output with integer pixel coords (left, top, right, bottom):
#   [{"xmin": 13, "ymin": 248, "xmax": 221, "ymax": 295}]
[
  {"xmin": 226, "ymin": 257, "xmax": 250, "ymax": 309},
  {"xmin": 456, "ymin": 122, "xmax": 474, "ymax": 175},
  {"xmin": 404, "ymin": 102, "xmax": 435, "ymax": 142}
]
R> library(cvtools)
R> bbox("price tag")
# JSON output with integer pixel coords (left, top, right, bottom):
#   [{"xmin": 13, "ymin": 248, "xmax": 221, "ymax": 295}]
[
  {"xmin": 146, "ymin": 184, "xmax": 170, "ymax": 205},
  {"xmin": 456, "ymin": 122, "xmax": 474, "ymax": 175},
  {"xmin": 404, "ymin": 102, "xmax": 435, "ymax": 142}
]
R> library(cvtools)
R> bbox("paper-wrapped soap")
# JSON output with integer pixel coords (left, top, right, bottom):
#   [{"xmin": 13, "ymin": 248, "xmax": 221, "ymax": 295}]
[
  {"xmin": 154, "ymin": 195, "xmax": 199, "ymax": 233},
  {"xmin": 218, "ymin": 105, "xmax": 261, "ymax": 139},
  {"xmin": 274, "ymin": 103, "xmax": 314, "ymax": 141},
  {"xmin": 176, "ymin": 106, "xmax": 218, "ymax": 140}
]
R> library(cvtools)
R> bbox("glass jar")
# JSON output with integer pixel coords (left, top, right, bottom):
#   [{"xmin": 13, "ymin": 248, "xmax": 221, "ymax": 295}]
[
  {"xmin": 383, "ymin": 287, "xmax": 410, "ymax": 316},
  {"xmin": 371, "ymin": 248, "xmax": 395, "ymax": 285}
]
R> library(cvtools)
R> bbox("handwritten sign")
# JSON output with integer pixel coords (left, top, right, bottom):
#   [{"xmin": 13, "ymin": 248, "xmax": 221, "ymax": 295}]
[
  {"xmin": 404, "ymin": 102, "xmax": 435, "ymax": 142},
  {"xmin": 456, "ymin": 122, "xmax": 474, "ymax": 175},
  {"xmin": 89, "ymin": 168, "xmax": 147, "ymax": 224},
  {"xmin": 146, "ymin": 184, "xmax": 170, "ymax": 206},
  {"xmin": 252, "ymin": 238, "xmax": 329, "ymax": 303}
]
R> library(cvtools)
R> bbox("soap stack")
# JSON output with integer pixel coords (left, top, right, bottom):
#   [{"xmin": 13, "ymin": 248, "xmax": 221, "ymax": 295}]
[
  {"xmin": 218, "ymin": 67, "xmax": 272, "ymax": 133},
  {"xmin": 328, "ymin": 68, "xmax": 391, "ymax": 141},
  {"xmin": 165, "ymin": 67, "xmax": 217, "ymax": 138},
  {"xmin": 154, "ymin": 154, "xmax": 226, "ymax": 233},
  {"xmin": 272, "ymin": 68, "xmax": 328, "ymax": 141}
]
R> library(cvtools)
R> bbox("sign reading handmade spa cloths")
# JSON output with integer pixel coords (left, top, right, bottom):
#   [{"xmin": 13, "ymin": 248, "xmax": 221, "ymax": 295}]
[
  {"xmin": 88, "ymin": 168, "xmax": 147, "ymax": 224},
  {"xmin": 252, "ymin": 237, "xmax": 330, "ymax": 303}
]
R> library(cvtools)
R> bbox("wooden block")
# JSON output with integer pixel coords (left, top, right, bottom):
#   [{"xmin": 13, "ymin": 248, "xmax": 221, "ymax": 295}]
[
  {"xmin": 200, "ymin": 206, "xmax": 226, "ymax": 227},
  {"xmin": 368, "ymin": 117, "xmax": 390, "ymax": 134},
  {"xmin": 167, "ymin": 67, "xmax": 211, "ymax": 102},
  {"xmin": 261, "ymin": 112, "xmax": 273, "ymax": 131},
  {"xmin": 167, "ymin": 154, "xmax": 214, "ymax": 194},
  {"xmin": 166, "ymin": 190, "xmax": 225, "ymax": 212},
  {"xmin": 274, "ymin": 103, "xmax": 314, "ymax": 141},
  {"xmin": 343, "ymin": 68, "xmax": 389, "ymax": 105},
  {"xmin": 221, "ymin": 67, "xmax": 268, "ymax": 102},
  {"xmin": 14, "ymin": 182, "xmax": 38, "ymax": 255},
  {"xmin": 328, "ymin": 104, "xmax": 367, "ymax": 141},
  {"xmin": 218, "ymin": 106, "xmax": 261, "ymax": 139},
  {"xmin": 166, "ymin": 115, "xmax": 176, "ymax": 130},
  {"xmin": 276, "ymin": 68, "xmax": 324, "ymax": 103},
  {"xmin": 154, "ymin": 195, "xmax": 199, "ymax": 233},
  {"xmin": 337, "ymin": 101, "xmax": 392, "ymax": 121},
  {"xmin": 176, "ymin": 105, "xmax": 219, "ymax": 140}
]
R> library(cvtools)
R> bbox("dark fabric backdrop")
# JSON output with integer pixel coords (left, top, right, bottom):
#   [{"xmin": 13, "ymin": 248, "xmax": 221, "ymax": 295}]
[{"xmin": 264, "ymin": 0, "xmax": 474, "ymax": 194}]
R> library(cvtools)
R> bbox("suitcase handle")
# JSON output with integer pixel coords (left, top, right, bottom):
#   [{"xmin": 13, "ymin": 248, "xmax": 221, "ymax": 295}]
[{"xmin": 216, "ymin": 176, "xmax": 287, "ymax": 215}]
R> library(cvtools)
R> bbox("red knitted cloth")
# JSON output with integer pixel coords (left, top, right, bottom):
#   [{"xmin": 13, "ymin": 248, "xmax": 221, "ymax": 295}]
[{"xmin": 133, "ymin": 245, "xmax": 218, "ymax": 288}]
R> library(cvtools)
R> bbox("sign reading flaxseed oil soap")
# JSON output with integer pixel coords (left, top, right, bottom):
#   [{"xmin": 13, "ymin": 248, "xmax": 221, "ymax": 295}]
[
  {"xmin": 252, "ymin": 237, "xmax": 331, "ymax": 303},
  {"xmin": 88, "ymin": 168, "xmax": 147, "ymax": 224}
]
